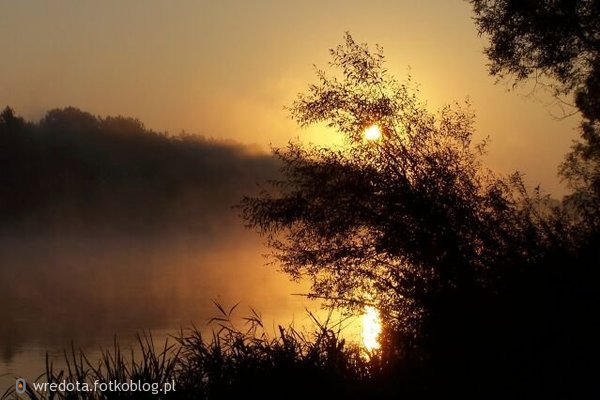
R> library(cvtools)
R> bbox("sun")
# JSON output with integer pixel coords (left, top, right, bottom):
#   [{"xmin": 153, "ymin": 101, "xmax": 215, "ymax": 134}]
[
  {"xmin": 364, "ymin": 124, "xmax": 382, "ymax": 141},
  {"xmin": 362, "ymin": 305, "xmax": 382, "ymax": 351}
]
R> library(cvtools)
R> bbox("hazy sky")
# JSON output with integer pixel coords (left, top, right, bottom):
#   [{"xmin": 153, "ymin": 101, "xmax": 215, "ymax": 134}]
[{"xmin": 0, "ymin": 0, "xmax": 580, "ymax": 195}]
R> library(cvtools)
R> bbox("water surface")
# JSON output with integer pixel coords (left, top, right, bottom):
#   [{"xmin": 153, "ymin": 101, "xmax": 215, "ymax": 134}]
[{"xmin": 0, "ymin": 231, "xmax": 320, "ymax": 389}]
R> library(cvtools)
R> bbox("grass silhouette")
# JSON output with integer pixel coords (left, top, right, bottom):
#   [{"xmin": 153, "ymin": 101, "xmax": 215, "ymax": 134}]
[{"xmin": 2, "ymin": 303, "xmax": 395, "ymax": 400}]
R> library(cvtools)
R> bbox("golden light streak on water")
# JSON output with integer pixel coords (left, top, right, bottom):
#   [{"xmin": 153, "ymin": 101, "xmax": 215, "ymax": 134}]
[{"xmin": 361, "ymin": 305, "xmax": 382, "ymax": 351}]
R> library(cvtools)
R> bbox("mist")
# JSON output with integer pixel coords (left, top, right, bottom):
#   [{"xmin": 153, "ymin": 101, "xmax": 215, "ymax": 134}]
[
  {"xmin": 0, "ymin": 106, "xmax": 281, "ymax": 234},
  {"xmin": 0, "ymin": 106, "xmax": 314, "ymax": 380}
]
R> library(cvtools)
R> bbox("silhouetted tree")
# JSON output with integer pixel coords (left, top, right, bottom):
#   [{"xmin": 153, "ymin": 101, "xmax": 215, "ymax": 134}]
[
  {"xmin": 561, "ymin": 120, "xmax": 600, "ymax": 229},
  {"xmin": 470, "ymin": 11, "xmax": 600, "ymax": 376},
  {"xmin": 470, "ymin": 0, "xmax": 599, "ymax": 118},
  {"xmin": 241, "ymin": 36, "xmax": 572, "ymax": 393},
  {"xmin": 0, "ymin": 106, "xmax": 26, "ymax": 132},
  {"xmin": 470, "ymin": 0, "xmax": 600, "ymax": 229}
]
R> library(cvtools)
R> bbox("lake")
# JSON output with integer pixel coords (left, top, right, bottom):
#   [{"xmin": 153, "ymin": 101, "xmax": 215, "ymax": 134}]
[{"xmin": 0, "ymin": 230, "xmax": 359, "ymax": 390}]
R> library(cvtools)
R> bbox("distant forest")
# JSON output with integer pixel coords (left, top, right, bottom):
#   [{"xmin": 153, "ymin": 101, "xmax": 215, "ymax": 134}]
[{"xmin": 0, "ymin": 106, "xmax": 278, "ymax": 234}]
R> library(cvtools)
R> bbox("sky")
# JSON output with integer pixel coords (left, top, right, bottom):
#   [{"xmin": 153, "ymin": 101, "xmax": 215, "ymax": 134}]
[{"xmin": 0, "ymin": 0, "xmax": 580, "ymax": 196}]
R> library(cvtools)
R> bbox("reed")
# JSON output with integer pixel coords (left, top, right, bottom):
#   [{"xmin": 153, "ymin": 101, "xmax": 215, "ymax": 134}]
[{"xmin": 2, "ymin": 304, "xmax": 388, "ymax": 400}]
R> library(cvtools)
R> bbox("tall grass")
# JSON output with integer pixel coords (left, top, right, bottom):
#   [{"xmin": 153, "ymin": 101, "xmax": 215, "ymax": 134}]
[{"xmin": 2, "ymin": 304, "xmax": 392, "ymax": 400}]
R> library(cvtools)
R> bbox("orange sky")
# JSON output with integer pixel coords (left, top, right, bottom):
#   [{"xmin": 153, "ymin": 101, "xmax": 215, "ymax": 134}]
[{"xmin": 0, "ymin": 0, "xmax": 579, "ymax": 196}]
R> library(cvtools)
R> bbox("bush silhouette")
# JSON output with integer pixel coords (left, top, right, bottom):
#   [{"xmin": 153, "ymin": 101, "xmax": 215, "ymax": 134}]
[{"xmin": 241, "ymin": 33, "xmax": 596, "ymax": 395}]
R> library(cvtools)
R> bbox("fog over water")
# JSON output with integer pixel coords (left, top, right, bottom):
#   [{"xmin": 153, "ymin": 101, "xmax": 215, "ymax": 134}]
[
  {"xmin": 0, "ymin": 231, "xmax": 317, "ymax": 387},
  {"xmin": 0, "ymin": 231, "xmax": 310, "ymax": 350},
  {"xmin": 0, "ymin": 108, "xmax": 338, "ymax": 387}
]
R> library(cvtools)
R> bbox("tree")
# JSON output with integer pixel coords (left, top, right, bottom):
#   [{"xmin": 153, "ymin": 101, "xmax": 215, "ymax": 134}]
[
  {"xmin": 241, "ymin": 34, "xmax": 561, "ymax": 354},
  {"xmin": 469, "ymin": 0, "xmax": 600, "ymax": 229},
  {"xmin": 469, "ymin": 0, "xmax": 599, "ymax": 118},
  {"xmin": 0, "ymin": 106, "xmax": 24, "ymax": 131},
  {"xmin": 561, "ymin": 120, "xmax": 600, "ymax": 229}
]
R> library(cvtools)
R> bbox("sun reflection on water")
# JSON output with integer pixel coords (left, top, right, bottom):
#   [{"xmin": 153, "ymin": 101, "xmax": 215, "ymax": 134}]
[{"xmin": 361, "ymin": 305, "xmax": 382, "ymax": 351}]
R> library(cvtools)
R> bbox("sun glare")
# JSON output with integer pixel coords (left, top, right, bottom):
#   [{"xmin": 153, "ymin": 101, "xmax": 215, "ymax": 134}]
[
  {"xmin": 362, "ymin": 305, "xmax": 382, "ymax": 351},
  {"xmin": 364, "ymin": 124, "xmax": 382, "ymax": 141}
]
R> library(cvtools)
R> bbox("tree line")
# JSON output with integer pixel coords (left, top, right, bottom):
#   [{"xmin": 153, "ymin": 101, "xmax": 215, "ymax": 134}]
[{"xmin": 0, "ymin": 106, "xmax": 278, "ymax": 234}]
